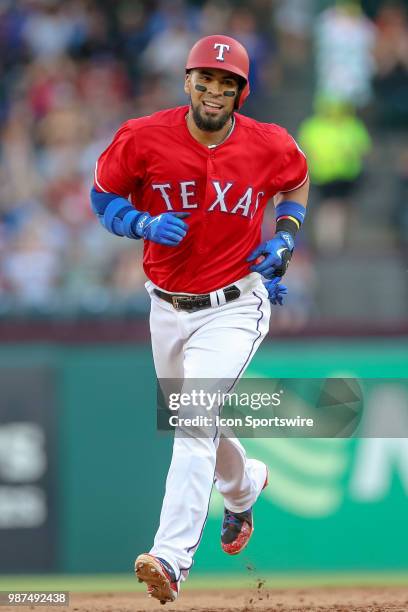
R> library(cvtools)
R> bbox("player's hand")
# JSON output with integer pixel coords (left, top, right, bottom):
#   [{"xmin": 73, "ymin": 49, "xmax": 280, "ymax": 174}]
[
  {"xmin": 135, "ymin": 212, "xmax": 190, "ymax": 246},
  {"xmin": 264, "ymin": 277, "xmax": 288, "ymax": 305},
  {"xmin": 247, "ymin": 231, "xmax": 294, "ymax": 279}
]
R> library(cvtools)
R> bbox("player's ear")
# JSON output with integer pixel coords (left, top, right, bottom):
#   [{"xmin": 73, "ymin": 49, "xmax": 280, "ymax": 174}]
[{"xmin": 184, "ymin": 72, "xmax": 192, "ymax": 95}]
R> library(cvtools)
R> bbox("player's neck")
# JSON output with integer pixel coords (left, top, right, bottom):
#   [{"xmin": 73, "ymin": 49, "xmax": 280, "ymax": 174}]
[{"xmin": 186, "ymin": 110, "xmax": 234, "ymax": 147}]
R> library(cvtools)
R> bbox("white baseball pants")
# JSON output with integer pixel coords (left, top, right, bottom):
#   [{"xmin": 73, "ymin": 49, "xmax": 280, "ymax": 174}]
[{"xmin": 145, "ymin": 273, "xmax": 271, "ymax": 582}]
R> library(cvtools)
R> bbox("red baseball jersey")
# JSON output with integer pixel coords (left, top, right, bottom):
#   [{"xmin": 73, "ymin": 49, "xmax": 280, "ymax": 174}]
[{"xmin": 94, "ymin": 105, "xmax": 307, "ymax": 293}]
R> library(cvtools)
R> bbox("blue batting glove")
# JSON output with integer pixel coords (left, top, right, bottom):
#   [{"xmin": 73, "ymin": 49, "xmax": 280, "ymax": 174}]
[
  {"xmin": 247, "ymin": 231, "xmax": 294, "ymax": 279},
  {"xmin": 135, "ymin": 212, "xmax": 190, "ymax": 246},
  {"xmin": 264, "ymin": 277, "xmax": 288, "ymax": 305}
]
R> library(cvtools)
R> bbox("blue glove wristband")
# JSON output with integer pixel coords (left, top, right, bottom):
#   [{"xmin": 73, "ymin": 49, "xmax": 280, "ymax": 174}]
[
  {"xmin": 90, "ymin": 187, "xmax": 142, "ymax": 239},
  {"xmin": 275, "ymin": 200, "xmax": 306, "ymax": 238},
  {"xmin": 275, "ymin": 200, "xmax": 306, "ymax": 225}
]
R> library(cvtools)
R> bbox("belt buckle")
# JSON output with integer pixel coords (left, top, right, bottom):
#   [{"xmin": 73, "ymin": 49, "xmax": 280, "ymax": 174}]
[
  {"xmin": 173, "ymin": 295, "xmax": 199, "ymax": 311},
  {"xmin": 172, "ymin": 295, "xmax": 182, "ymax": 310}
]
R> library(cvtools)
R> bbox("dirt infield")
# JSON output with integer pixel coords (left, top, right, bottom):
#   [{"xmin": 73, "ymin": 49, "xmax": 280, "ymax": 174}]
[{"xmin": 4, "ymin": 587, "xmax": 408, "ymax": 612}]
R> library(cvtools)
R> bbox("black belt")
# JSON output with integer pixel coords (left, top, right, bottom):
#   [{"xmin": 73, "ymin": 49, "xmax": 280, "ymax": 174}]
[{"xmin": 153, "ymin": 285, "xmax": 241, "ymax": 311}]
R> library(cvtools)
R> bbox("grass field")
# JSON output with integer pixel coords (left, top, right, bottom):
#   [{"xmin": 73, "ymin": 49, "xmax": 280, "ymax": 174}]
[{"xmin": 1, "ymin": 571, "xmax": 407, "ymax": 592}]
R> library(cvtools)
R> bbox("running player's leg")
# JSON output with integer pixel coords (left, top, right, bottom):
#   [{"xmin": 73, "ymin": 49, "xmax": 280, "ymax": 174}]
[
  {"xmin": 150, "ymin": 282, "xmax": 270, "ymax": 581},
  {"xmin": 214, "ymin": 436, "xmax": 268, "ymax": 512}
]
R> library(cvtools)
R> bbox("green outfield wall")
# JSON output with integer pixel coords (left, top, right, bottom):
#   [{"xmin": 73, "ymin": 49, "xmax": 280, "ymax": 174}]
[{"xmin": 0, "ymin": 340, "xmax": 407, "ymax": 574}]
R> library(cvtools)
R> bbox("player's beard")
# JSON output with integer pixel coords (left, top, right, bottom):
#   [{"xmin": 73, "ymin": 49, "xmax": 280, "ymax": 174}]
[{"xmin": 191, "ymin": 99, "xmax": 233, "ymax": 132}]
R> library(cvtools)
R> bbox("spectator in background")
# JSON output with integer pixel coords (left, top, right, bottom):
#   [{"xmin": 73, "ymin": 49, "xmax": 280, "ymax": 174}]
[
  {"xmin": 274, "ymin": 0, "xmax": 314, "ymax": 69},
  {"xmin": 22, "ymin": 0, "xmax": 84, "ymax": 59},
  {"xmin": 0, "ymin": 102, "xmax": 43, "ymax": 214},
  {"xmin": 298, "ymin": 97, "xmax": 371, "ymax": 253},
  {"xmin": 199, "ymin": 0, "xmax": 231, "ymax": 37},
  {"xmin": 372, "ymin": 3, "xmax": 408, "ymax": 127},
  {"xmin": 315, "ymin": 0, "xmax": 376, "ymax": 107},
  {"xmin": 140, "ymin": 21, "xmax": 196, "ymax": 106},
  {"xmin": 391, "ymin": 147, "xmax": 408, "ymax": 250},
  {"xmin": 1, "ymin": 210, "xmax": 67, "ymax": 309},
  {"xmin": 227, "ymin": 6, "xmax": 271, "ymax": 94},
  {"xmin": 269, "ymin": 247, "xmax": 318, "ymax": 331}
]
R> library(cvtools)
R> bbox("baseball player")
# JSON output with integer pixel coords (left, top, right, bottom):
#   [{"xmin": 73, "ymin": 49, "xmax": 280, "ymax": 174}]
[{"xmin": 91, "ymin": 35, "xmax": 309, "ymax": 604}]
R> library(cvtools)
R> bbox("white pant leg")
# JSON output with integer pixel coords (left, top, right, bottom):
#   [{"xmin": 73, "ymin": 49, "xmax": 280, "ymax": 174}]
[
  {"xmin": 147, "ymin": 282, "xmax": 185, "ymax": 379},
  {"xmin": 147, "ymin": 286, "xmax": 214, "ymax": 579},
  {"xmin": 214, "ymin": 438, "xmax": 268, "ymax": 513},
  {"xmin": 148, "ymin": 279, "xmax": 270, "ymax": 581},
  {"xmin": 183, "ymin": 283, "xmax": 270, "ymax": 514}
]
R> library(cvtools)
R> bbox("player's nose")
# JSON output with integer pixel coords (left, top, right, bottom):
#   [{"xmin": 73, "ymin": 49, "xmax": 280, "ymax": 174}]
[{"xmin": 207, "ymin": 80, "xmax": 223, "ymax": 96}]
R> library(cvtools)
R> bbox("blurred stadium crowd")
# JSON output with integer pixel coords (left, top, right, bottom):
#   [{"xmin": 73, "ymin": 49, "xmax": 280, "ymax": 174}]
[{"xmin": 0, "ymin": 0, "xmax": 407, "ymax": 326}]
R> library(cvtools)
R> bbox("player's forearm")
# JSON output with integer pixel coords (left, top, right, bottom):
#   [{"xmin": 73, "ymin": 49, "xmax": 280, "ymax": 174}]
[
  {"xmin": 275, "ymin": 177, "xmax": 310, "ymax": 238},
  {"xmin": 90, "ymin": 186, "xmax": 142, "ymax": 239}
]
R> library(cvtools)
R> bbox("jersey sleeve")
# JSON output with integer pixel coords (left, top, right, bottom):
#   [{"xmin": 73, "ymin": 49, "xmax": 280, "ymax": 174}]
[
  {"xmin": 273, "ymin": 130, "xmax": 308, "ymax": 194},
  {"xmin": 94, "ymin": 120, "xmax": 144, "ymax": 197}
]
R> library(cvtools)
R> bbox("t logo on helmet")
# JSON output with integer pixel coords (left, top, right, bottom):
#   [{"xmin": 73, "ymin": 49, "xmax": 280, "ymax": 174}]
[{"xmin": 214, "ymin": 43, "xmax": 230, "ymax": 62}]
